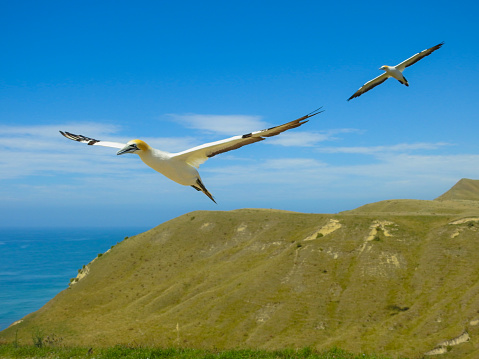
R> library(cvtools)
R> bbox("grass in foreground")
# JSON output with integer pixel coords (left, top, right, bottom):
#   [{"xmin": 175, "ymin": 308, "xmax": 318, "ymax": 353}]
[{"xmin": 0, "ymin": 344, "xmax": 406, "ymax": 359}]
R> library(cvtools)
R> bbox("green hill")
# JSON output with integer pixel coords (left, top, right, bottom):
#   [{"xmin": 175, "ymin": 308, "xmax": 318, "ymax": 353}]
[{"xmin": 3, "ymin": 180, "xmax": 479, "ymax": 358}]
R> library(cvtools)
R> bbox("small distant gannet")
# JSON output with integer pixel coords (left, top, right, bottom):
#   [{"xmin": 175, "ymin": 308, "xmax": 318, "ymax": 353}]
[
  {"xmin": 60, "ymin": 108, "xmax": 323, "ymax": 203},
  {"xmin": 348, "ymin": 42, "xmax": 444, "ymax": 101}
]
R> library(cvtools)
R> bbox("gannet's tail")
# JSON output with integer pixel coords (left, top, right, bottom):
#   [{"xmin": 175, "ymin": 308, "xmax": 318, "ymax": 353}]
[{"xmin": 191, "ymin": 178, "xmax": 217, "ymax": 204}]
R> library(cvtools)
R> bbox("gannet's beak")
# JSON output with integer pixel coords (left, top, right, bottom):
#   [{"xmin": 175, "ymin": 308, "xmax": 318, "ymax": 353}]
[{"xmin": 117, "ymin": 144, "xmax": 138, "ymax": 155}]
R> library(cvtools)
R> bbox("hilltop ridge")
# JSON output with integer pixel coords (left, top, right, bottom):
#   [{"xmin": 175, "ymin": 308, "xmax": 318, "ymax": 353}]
[{"xmin": 435, "ymin": 178, "xmax": 479, "ymax": 201}]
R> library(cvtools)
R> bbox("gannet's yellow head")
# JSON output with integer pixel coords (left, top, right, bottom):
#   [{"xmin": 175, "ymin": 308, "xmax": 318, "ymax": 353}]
[
  {"xmin": 380, "ymin": 65, "xmax": 389, "ymax": 71},
  {"xmin": 117, "ymin": 139, "xmax": 150, "ymax": 155}
]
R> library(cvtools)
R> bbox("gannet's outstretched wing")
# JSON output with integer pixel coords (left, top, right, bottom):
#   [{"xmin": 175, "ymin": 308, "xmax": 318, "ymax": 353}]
[
  {"xmin": 396, "ymin": 42, "xmax": 444, "ymax": 71},
  {"xmin": 348, "ymin": 73, "xmax": 389, "ymax": 101},
  {"xmin": 172, "ymin": 108, "xmax": 323, "ymax": 168}
]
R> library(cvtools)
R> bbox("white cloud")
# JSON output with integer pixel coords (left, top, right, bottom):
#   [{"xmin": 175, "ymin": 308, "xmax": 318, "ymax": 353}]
[
  {"xmin": 167, "ymin": 113, "xmax": 268, "ymax": 136},
  {"xmin": 266, "ymin": 129, "xmax": 361, "ymax": 147},
  {"xmin": 0, "ymin": 123, "xmax": 120, "ymax": 139},
  {"xmin": 264, "ymin": 158, "xmax": 326, "ymax": 169},
  {"xmin": 266, "ymin": 131, "xmax": 330, "ymax": 147},
  {"xmin": 318, "ymin": 142, "xmax": 451, "ymax": 155}
]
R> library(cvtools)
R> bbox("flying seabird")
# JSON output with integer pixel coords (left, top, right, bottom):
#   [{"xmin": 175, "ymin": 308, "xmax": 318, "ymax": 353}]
[
  {"xmin": 348, "ymin": 42, "xmax": 444, "ymax": 101},
  {"xmin": 60, "ymin": 108, "xmax": 323, "ymax": 203}
]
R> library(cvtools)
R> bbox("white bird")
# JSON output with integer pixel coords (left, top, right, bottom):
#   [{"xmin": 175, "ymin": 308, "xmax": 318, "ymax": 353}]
[
  {"xmin": 348, "ymin": 42, "xmax": 444, "ymax": 101},
  {"xmin": 60, "ymin": 108, "xmax": 323, "ymax": 203}
]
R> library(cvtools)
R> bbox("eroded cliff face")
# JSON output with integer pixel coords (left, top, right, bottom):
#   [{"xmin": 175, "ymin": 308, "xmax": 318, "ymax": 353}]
[{"xmin": 3, "ymin": 206, "xmax": 479, "ymax": 358}]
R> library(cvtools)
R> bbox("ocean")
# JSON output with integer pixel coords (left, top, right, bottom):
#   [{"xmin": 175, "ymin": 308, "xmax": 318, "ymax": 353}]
[{"xmin": 0, "ymin": 226, "xmax": 148, "ymax": 331}]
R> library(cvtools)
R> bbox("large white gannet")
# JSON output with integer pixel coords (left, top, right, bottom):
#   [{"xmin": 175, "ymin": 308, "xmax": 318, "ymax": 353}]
[
  {"xmin": 348, "ymin": 42, "xmax": 444, "ymax": 101},
  {"xmin": 60, "ymin": 108, "xmax": 323, "ymax": 203}
]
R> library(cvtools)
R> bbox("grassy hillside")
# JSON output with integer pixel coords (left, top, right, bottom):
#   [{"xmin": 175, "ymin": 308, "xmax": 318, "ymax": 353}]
[{"xmin": 3, "ymin": 181, "xmax": 479, "ymax": 358}]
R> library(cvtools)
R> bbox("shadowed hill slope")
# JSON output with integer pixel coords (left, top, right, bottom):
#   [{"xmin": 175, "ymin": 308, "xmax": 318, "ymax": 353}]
[{"xmin": 3, "ymin": 180, "xmax": 479, "ymax": 358}]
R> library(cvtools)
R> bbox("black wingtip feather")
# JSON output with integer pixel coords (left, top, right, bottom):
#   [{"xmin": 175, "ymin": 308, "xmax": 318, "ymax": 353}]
[
  {"xmin": 306, "ymin": 107, "xmax": 324, "ymax": 117},
  {"xmin": 296, "ymin": 107, "xmax": 324, "ymax": 122}
]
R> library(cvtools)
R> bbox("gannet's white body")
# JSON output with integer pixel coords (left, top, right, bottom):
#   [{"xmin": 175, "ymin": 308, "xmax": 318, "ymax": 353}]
[
  {"xmin": 348, "ymin": 42, "xmax": 444, "ymax": 101},
  {"xmin": 135, "ymin": 145, "xmax": 199, "ymax": 186},
  {"xmin": 60, "ymin": 108, "xmax": 323, "ymax": 203}
]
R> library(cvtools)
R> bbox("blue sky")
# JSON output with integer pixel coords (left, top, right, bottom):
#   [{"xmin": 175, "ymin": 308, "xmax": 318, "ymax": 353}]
[{"xmin": 1, "ymin": 0, "xmax": 478, "ymax": 228}]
